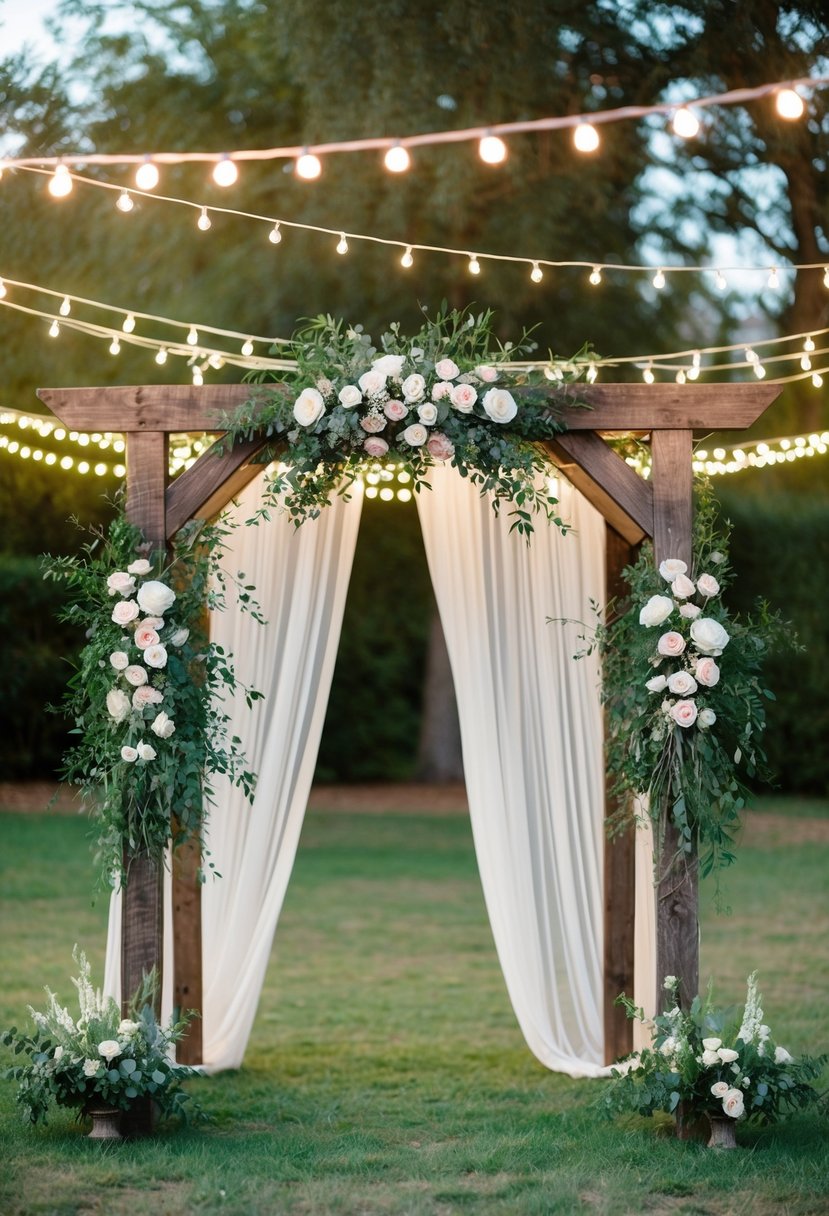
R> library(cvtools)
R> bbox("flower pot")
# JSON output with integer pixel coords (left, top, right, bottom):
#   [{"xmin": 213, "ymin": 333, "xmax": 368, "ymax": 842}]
[
  {"xmin": 87, "ymin": 1106, "xmax": 123, "ymax": 1140},
  {"xmin": 707, "ymin": 1114, "xmax": 738, "ymax": 1149}
]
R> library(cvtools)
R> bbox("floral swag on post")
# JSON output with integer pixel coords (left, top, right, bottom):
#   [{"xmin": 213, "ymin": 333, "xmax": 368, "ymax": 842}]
[{"xmin": 224, "ymin": 307, "xmax": 593, "ymax": 536}]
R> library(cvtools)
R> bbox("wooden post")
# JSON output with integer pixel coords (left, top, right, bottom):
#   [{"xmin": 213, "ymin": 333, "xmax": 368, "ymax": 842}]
[
  {"xmin": 650, "ymin": 430, "xmax": 698, "ymax": 1010},
  {"xmin": 172, "ymin": 836, "xmax": 203, "ymax": 1063},
  {"xmin": 603, "ymin": 524, "xmax": 638, "ymax": 1063}
]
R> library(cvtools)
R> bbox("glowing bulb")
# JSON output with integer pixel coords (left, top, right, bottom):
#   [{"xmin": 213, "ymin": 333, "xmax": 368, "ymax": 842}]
[
  {"xmin": 296, "ymin": 151, "xmax": 322, "ymax": 180},
  {"xmin": 192, "ymin": 368, "xmax": 204, "ymax": 386},
  {"xmin": 801, "ymin": 354, "xmax": 812, "ymax": 371},
  {"xmin": 676, "ymin": 369, "xmax": 686, "ymax": 384},
  {"xmin": 824, "ymin": 267, "xmax": 829, "ymax": 288},
  {"xmin": 122, "ymin": 313, "xmax": 136, "ymax": 334},
  {"xmin": 94, "ymin": 462, "xmax": 107, "ymax": 476},
  {"xmin": 812, "ymin": 372, "xmax": 824, "ymax": 388},
  {"xmin": 0, "ymin": 279, "xmax": 5, "ymax": 298},
  {"xmin": 689, "ymin": 367, "xmax": 701, "ymax": 383},
  {"xmin": 804, "ymin": 336, "xmax": 815, "ymax": 351},
  {"xmin": 336, "ymin": 233, "xmax": 348, "ymax": 255},
  {"xmin": 241, "ymin": 338, "xmax": 254, "ymax": 356},
  {"xmin": 116, "ymin": 189, "xmax": 134, "ymax": 212},
  {"xmin": 187, "ymin": 326, "xmax": 198, "ymax": 345},
  {"xmin": 589, "ymin": 266, "xmax": 602, "ymax": 285},
  {"xmin": 45, "ymin": 452, "xmax": 56, "ymax": 465},
  {"xmin": 197, "ymin": 207, "xmax": 211, "ymax": 231},
  {"xmin": 530, "ymin": 262, "xmax": 543, "ymax": 283},
  {"xmin": 384, "ymin": 143, "xmax": 410, "ymax": 173},
  {"xmin": 573, "ymin": 122, "xmax": 600, "ymax": 153},
  {"xmin": 479, "ymin": 134, "xmax": 507, "ymax": 164},
  {"xmin": 400, "ymin": 246, "xmax": 414, "ymax": 269},
  {"xmin": 753, "ymin": 361, "xmax": 766, "ymax": 379},
  {"xmin": 48, "ymin": 164, "xmax": 73, "ymax": 198},
  {"xmin": 155, "ymin": 348, "xmax": 168, "ymax": 365},
  {"xmin": 268, "ymin": 223, "xmax": 282, "ymax": 244},
  {"xmin": 135, "ymin": 159, "xmax": 159, "ymax": 191},
  {"xmin": 744, "ymin": 347, "xmax": 758, "ymax": 364},
  {"xmin": 671, "ymin": 106, "xmax": 700, "ymax": 139},
  {"xmin": 109, "ymin": 337, "xmax": 120, "ymax": 355},
  {"xmin": 468, "ymin": 254, "xmax": 481, "ymax": 275},
  {"xmin": 767, "ymin": 267, "xmax": 780, "ymax": 289},
  {"xmin": 652, "ymin": 268, "xmax": 666, "ymax": 290},
  {"xmin": 59, "ymin": 296, "xmax": 70, "ymax": 316},
  {"xmin": 78, "ymin": 460, "xmax": 89, "ymax": 474},
  {"xmin": 776, "ymin": 88, "xmax": 804, "ymax": 120},
  {"xmin": 643, "ymin": 365, "xmax": 655, "ymax": 384},
  {"xmin": 714, "ymin": 269, "xmax": 727, "ymax": 291},
  {"xmin": 586, "ymin": 364, "xmax": 597, "ymax": 383},
  {"xmin": 49, "ymin": 319, "xmax": 60, "ymax": 338},
  {"xmin": 212, "ymin": 155, "xmax": 238, "ymax": 187}
]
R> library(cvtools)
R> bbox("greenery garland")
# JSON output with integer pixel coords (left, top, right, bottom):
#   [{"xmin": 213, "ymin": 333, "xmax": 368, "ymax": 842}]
[
  {"xmin": 43, "ymin": 511, "xmax": 262, "ymax": 887},
  {"xmin": 224, "ymin": 306, "xmax": 593, "ymax": 537}
]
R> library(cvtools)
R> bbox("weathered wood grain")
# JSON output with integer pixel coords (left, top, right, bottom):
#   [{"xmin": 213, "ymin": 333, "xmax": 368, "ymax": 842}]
[
  {"xmin": 165, "ymin": 435, "xmax": 271, "ymax": 537},
  {"xmin": 172, "ymin": 836, "xmax": 203, "ymax": 1064},
  {"xmin": 545, "ymin": 433, "xmax": 652, "ymax": 545}
]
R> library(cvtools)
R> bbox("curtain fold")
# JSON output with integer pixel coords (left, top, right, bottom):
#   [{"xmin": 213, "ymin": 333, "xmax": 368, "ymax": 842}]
[{"xmin": 416, "ymin": 468, "xmax": 609, "ymax": 1077}]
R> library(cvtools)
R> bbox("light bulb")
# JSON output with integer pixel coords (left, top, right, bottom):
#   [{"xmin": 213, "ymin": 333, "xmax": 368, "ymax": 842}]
[
  {"xmin": 208, "ymin": 353, "xmax": 224, "ymax": 369},
  {"xmin": 49, "ymin": 319, "xmax": 60, "ymax": 338},
  {"xmin": 0, "ymin": 279, "xmax": 5, "ymax": 298},
  {"xmin": 643, "ymin": 366, "xmax": 655, "ymax": 384},
  {"xmin": 116, "ymin": 189, "xmax": 134, "ymax": 212},
  {"xmin": 400, "ymin": 246, "xmax": 414, "ymax": 269},
  {"xmin": 776, "ymin": 88, "xmax": 804, "ymax": 120},
  {"xmin": 197, "ymin": 207, "xmax": 211, "ymax": 231},
  {"xmin": 573, "ymin": 122, "xmax": 600, "ymax": 153},
  {"xmin": 530, "ymin": 262, "xmax": 543, "ymax": 283},
  {"xmin": 384, "ymin": 143, "xmax": 410, "ymax": 173},
  {"xmin": 296, "ymin": 151, "xmax": 322, "ymax": 180},
  {"xmin": 804, "ymin": 336, "xmax": 815, "ymax": 351},
  {"xmin": 478, "ymin": 134, "xmax": 507, "ymax": 164},
  {"xmin": 589, "ymin": 266, "xmax": 602, "ymax": 285},
  {"xmin": 824, "ymin": 267, "xmax": 829, "ymax": 288},
  {"xmin": 241, "ymin": 338, "xmax": 254, "ymax": 356},
  {"xmin": 336, "ymin": 233, "xmax": 348, "ymax": 255},
  {"xmin": 753, "ymin": 361, "xmax": 766, "ymax": 379},
  {"xmin": 48, "ymin": 164, "xmax": 73, "ymax": 198},
  {"xmin": 652, "ymin": 268, "xmax": 666, "ymax": 290},
  {"xmin": 109, "ymin": 337, "xmax": 120, "ymax": 355},
  {"xmin": 689, "ymin": 366, "xmax": 701, "ymax": 381},
  {"xmin": 192, "ymin": 368, "xmax": 204, "ymax": 386},
  {"xmin": 801, "ymin": 353, "xmax": 812, "ymax": 371},
  {"xmin": 767, "ymin": 267, "xmax": 780, "ymax": 289},
  {"xmin": 671, "ymin": 106, "xmax": 700, "ymax": 139},
  {"xmin": 135, "ymin": 159, "xmax": 159, "ymax": 191},
  {"xmin": 269, "ymin": 223, "xmax": 282, "ymax": 244},
  {"xmin": 468, "ymin": 254, "xmax": 481, "ymax": 275},
  {"xmin": 744, "ymin": 347, "xmax": 758, "ymax": 364},
  {"xmin": 212, "ymin": 155, "xmax": 238, "ymax": 187},
  {"xmin": 155, "ymin": 348, "xmax": 168, "ymax": 365},
  {"xmin": 812, "ymin": 372, "xmax": 824, "ymax": 388},
  {"xmin": 187, "ymin": 326, "xmax": 198, "ymax": 345},
  {"xmin": 714, "ymin": 269, "xmax": 727, "ymax": 291},
  {"xmin": 586, "ymin": 364, "xmax": 597, "ymax": 383},
  {"xmin": 122, "ymin": 313, "xmax": 136, "ymax": 333},
  {"xmin": 676, "ymin": 369, "xmax": 687, "ymax": 384},
  {"xmin": 59, "ymin": 296, "xmax": 70, "ymax": 316}
]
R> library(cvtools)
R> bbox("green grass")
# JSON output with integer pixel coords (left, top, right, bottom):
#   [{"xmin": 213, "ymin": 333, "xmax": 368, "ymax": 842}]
[{"xmin": 1, "ymin": 801, "xmax": 827, "ymax": 1215}]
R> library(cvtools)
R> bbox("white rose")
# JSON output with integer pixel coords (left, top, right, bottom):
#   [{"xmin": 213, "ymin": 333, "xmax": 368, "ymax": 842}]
[
  {"xmin": 109, "ymin": 651, "xmax": 129, "ymax": 671},
  {"xmin": 170, "ymin": 628, "xmax": 189, "ymax": 647},
  {"xmin": 474, "ymin": 364, "xmax": 498, "ymax": 382},
  {"xmin": 672, "ymin": 573, "xmax": 696, "ymax": 599},
  {"xmin": 132, "ymin": 685, "xmax": 163, "ymax": 709},
  {"xmin": 124, "ymin": 664, "xmax": 148, "ymax": 687},
  {"xmin": 106, "ymin": 688, "xmax": 130, "ymax": 722},
  {"xmin": 120, "ymin": 746, "xmax": 138, "ymax": 762},
  {"xmin": 143, "ymin": 644, "xmax": 168, "ymax": 669},
  {"xmin": 680, "ymin": 603, "xmax": 702, "ymax": 619},
  {"xmin": 698, "ymin": 708, "xmax": 717, "ymax": 728},
  {"xmin": 450, "ymin": 383, "xmax": 478, "ymax": 412},
  {"xmin": 372, "ymin": 354, "xmax": 406, "ymax": 378},
  {"xmin": 403, "ymin": 423, "xmax": 428, "ymax": 447},
  {"xmin": 431, "ymin": 380, "xmax": 453, "ymax": 401},
  {"xmin": 694, "ymin": 657, "xmax": 720, "ymax": 687},
  {"xmin": 107, "ymin": 571, "xmax": 136, "ymax": 597},
  {"xmin": 646, "ymin": 674, "xmax": 668, "ymax": 693},
  {"xmin": 137, "ymin": 580, "xmax": 176, "ymax": 617},
  {"xmin": 417, "ymin": 403, "xmax": 438, "ymax": 425},
  {"xmin": 717, "ymin": 1047, "xmax": 739, "ymax": 1063},
  {"xmin": 53, "ymin": 1045, "xmax": 64, "ymax": 1061},
  {"xmin": 338, "ymin": 384, "xmax": 362, "ymax": 407},
  {"xmin": 402, "ymin": 373, "xmax": 426, "ymax": 402},
  {"xmin": 482, "ymin": 386, "xmax": 518, "ymax": 424},
  {"xmin": 774, "ymin": 1046, "xmax": 793, "ymax": 1064},
  {"xmin": 702, "ymin": 1038, "xmax": 722, "ymax": 1051},
  {"xmin": 111, "ymin": 599, "xmax": 139, "ymax": 626},
  {"xmin": 127, "ymin": 558, "xmax": 152, "ymax": 576},
  {"xmin": 639, "ymin": 595, "xmax": 674, "ymax": 627},
  {"xmin": 151, "ymin": 711, "xmax": 176, "ymax": 739},
  {"xmin": 667, "ymin": 670, "xmax": 697, "ymax": 696},
  {"xmin": 663, "ymin": 975, "xmax": 678, "ymax": 990},
  {"xmin": 434, "ymin": 357, "xmax": 460, "ymax": 380},
  {"xmin": 98, "ymin": 1039, "xmax": 121, "ymax": 1061},
  {"xmin": 293, "ymin": 387, "xmax": 326, "ymax": 427},
  {"xmin": 697, "ymin": 573, "xmax": 721, "ymax": 598},
  {"xmin": 358, "ymin": 369, "xmax": 387, "ymax": 395},
  {"xmin": 118, "ymin": 1019, "xmax": 139, "ymax": 1034},
  {"xmin": 137, "ymin": 741, "xmax": 157, "ymax": 761},
  {"xmin": 710, "ymin": 1081, "xmax": 730, "ymax": 1098},
  {"xmin": 658, "ymin": 558, "xmax": 687, "ymax": 582},
  {"xmin": 84, "ymin": 1058, "xmax": 101, "ymax": 1077},
  {"xmin": 701, "ymin": 1049, "xmax": 720, "ymax": 1067},
  {"xmin": 690, "ymin": 616, "xmax": 730, "ymax": 655},
  {"xmin": 722, "ymin": 1088, "xmax": 744, "ymax": 1119}
]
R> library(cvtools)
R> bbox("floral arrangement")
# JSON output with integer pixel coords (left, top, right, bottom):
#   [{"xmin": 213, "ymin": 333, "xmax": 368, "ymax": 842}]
[
  {"xmin": 225, "ymin": 307, "xmax": 592, "ymax": 536},
  {"xmin": 598, "ymin": 489, "xmax": 786, "ymax": 879},
  {"xmin": 1, "ymin": 950, "xmax": 199, "ymax": 1126},
  {"xmin": 43, "ymin": 511, "xmax": 261, "ymax": 885},
  {"xmin": 603, "ymin": 974, "xmax": 825, "ymax": 1131}
]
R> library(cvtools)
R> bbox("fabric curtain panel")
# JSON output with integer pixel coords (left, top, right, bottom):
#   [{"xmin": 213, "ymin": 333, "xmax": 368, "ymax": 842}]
[
  {"xmin": 417, "ymin": 467, "xmax": 610, "ymax": 1077},
  {"xmin": 104, "ymin": 475, "xmax": 363, "ymax": 1070}
]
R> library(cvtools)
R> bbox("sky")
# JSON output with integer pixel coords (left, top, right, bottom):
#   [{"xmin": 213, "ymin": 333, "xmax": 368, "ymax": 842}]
[{"xmin": 0, "ymin": 0, "xmax": 65, "ymax": 60}]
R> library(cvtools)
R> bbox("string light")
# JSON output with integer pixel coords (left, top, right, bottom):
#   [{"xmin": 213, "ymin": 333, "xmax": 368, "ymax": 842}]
[
  {"xmin": 643, "ymin": 363, "xmax": 655, "ymax": 384},
  {"xmin": 478, "ymin": 133, "xmax": 507, "ymax": 164},
  {"xmin": 813, "ymin": 372, "xmax": 824, "ymax": 387},
  {"xmin": 652, "ymin": 268, "xmax": 666, "ymax": 290},
  {"xmin": 122, "ymin": 313, "xmax": 136, "ymax": 334},
  {"xmin": 197, "ymin": 207, "xmax": 211, "ymax": 231},
  {"xmin": 155, "ymin": 348, "xmax": 168, "ymax": 364},
  {"xmin": 804, "ymin": 336, "xmax": 816, "ymax": 351},
  {"xmin": 400, "ymin": 246, "xmax": 414, "ymax": 269},
  {"xmin": 801, "ymin": 352, "xmax": 812, "ymax": 370},
  {"xmin": 753, "ymin": 359, "xmax": 766, "ymax": 379},
  {"xmin": 383, "ymin": 143, "xmax": 410, "ymax": 173},
  {"xmin": 48, "ymin": 164, "xmax": 73, "ymax": 198},
  {"xmin": 295, "ymin": 150, "xmax": 322, "ymax": 180},
  {"xmin": 267, "ymin": 223, "xmax": 282, "ymax": 246},
  {"xmin": 589, "ymin": 266, "xmax": 602, "ymax": 286},
  {"xmin": 109, "ymin": 337, "xmax": 120, "ymax": 355},
  {"xmin": 115, "ymin": 189, "xmax": 134, "ymax": 213},
  {"xmin": 241, "ymin": 338, "xmax": 254, "ymax": 357},
  {"xmin": 775, "ymin": 87, "xmax": 805, "ymax": 119},
  {"xmin": 676, "ymin": 369, "xmax": 687, "ymax": 384},
  {"xmin": 714, "ymin": 269, "xmax": 728, "ymax": 291},
  {"xmin": 767, "ymin": 267, "xmax": 780, "ymax": 289},
  {"xmin": 530, "ymin": 262, "xmax": 543, "ymax": 283},
  {"xmin": 336, "ymin": 233, "xmax": 349, "ymax": 255},
  {"xmin": 671, "ymin": 107, "xmax": 700, "ymax": 138},
  {"xmin": 212, "ymin": 155, "xmax": 238, "ymax": 187},
  {"xmin": 48, "ymin": 319, "xmax": 60, "ymax": 337},
  {"xmin": 187, "ymin": 326, "xmax": 198, "ymax": 345},
  {"xmin": 0, "ymin": 280, "xmax": 6, "ymax": 299},
  {"xmin": 59, "ymin": 296, "xmax": 70, "ymax": 316},
  {"xmin": 468, "ymin": 254, "xmax": 481, "ymax": 275},
  {"xmin": 192, "ymin": 367, "xmax": 204, "ymax": 385},
  {"xmin": 135, "ymin": 158, "xmax": 159, "ymax": 191},
  {"xmin": 573, "ymin": 122, "xmax": 600, "ymax": 153}
]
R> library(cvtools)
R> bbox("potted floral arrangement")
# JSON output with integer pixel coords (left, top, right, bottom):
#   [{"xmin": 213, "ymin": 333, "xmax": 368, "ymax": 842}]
[
  {"xmin": 2, "ymin": 950, "xmax": 200, "ymax": 1137},
  {"xmin": 603, "ymin": 975, "xmax": 825, "ymax": 1147}
]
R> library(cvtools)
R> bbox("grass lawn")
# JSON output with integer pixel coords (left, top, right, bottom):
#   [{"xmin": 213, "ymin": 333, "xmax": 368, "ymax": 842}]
[{"xmin": 0, "ymin": 794, "xmax": 827, "ymax": 1215}]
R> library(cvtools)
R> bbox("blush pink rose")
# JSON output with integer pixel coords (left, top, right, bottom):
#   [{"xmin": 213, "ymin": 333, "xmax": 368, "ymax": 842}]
[
  {"xmin": 426, "ymin": 433, "xmax": 455, "ymax": 461},
  {"xmin": 657, "ymin": 631, "xmax": 686, "ymax": 657},
  {"xmin": 124, "ymin": 664, "xmax": 148, "ymax": 687},
  {"xmin": 417, "ymin": 403, "xmax": 438, "ymax": 425},
  {"xmin": 134, "ymin": 626, "xmax": 160, "ymax": 650},
  {"xmin": 697, "ymin": 573, "xmax": 721, "ymax": 598},
  {"xmin": 106, "ymin": 571, "xmax": 136, "ymax": 597},
  {"xmin": 474, "ymin": 364, "xmax": 498, "ymax": 382},
  {"xmin": 109, "ymin": 651, "xmax": 129, "ymax": 671},
  {"xmin": 363, "ymin": 436, "xmax": 389, "ymax": 458},
  {"xmin": 434, "ymin": 357, "xmax": 460, "ymax": 380},
  {"xmin": 431, "ymin": 380, "xmax": 453, "ymax": 401},
  {"xmin": 667, "ymin": 670, "xmax": 697, "ymax": 696},
  {"xmin": 694, "ymin": 657, "xmax": 720, "ymax": 687},
  {"xmin": 672, "ymin": 573, "xmax": 696, "ymax": 599},
  {"xmin": 403, "ymin": 423, "xmax": 428, "ymax": 447},
  {"xmin": 132, "ymin": 685, "xmax": 163, "ymax": 709},
  {"xmin": 384, "ymin": 400, "xmax": 408, "ymax": 421},
  {"xmin": 143, "ymin": 644, "xmax": 168, "ymax": 669},
  {"xmin": 450, "ymin": 383, "xmax": 477, "ymax": 412},
  {"xmin": 359, "ymin": 414, "xmax": 386, "ymax": 433},
  {"xmin": 670, "ymin": 699, "xmax": 698, "ymax": 728},
  {"xmin": 111, "ymin": 600, "xmax": 139, "ymax": 626},
  {"xmin": 141, "ymin": 616, "xmax": 165, "ymax": 629}
]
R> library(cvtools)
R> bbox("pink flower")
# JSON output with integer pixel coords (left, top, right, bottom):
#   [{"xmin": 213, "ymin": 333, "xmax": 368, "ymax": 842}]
[
  {"xmin": 672, "ymin": 573, "xmax": 696, "ymax": 599},
  {"xmin": 127, "ymin": 559, "xmax": 152, "ymax": 576},
  {"xmin": 697, "ymin": 573, "xmax": 721, "ymax": 598},
  {"xmin": 450, "ymin": 383, "xmax": 477, "ymax": 413},
  {"xmin": 435, "ymin": 357, "xmax": 460, "ymax": 380},
  {"xmin": 124, "ymin": 664, "xmax": 148, "ymax": 687},
  {"xmin": 384, "ymin": 400, "xmax": 408, "ymax": 421},
  {"xmin": 106, "ymin": 571, "xmax": 136, "ymax": 597},
  {"xmin": 426, "ymin": 433, "xmax": 455, "ymax": 461},
  {"xmin": 474, "ymin": 364, "xmax": 498, "ymax": 382},
  {"xmin": 680, "ymin": 603, "xmax": 701, "ymax": 620},
  {"xmin": 120, "ymin": 746, "xmax": 138, "ymax": 763},
  {"xmin": 132, "ymin": 685, "xmax": 163, "ymax": 709},
  {"xmin": 134, "ymin": 626, "xmax": 160, "ymax": 650},
  {"xmin": 143, "ymin": 644, "xmax": 168, "ymax": 669},
  {"xmin": 645, "ymin": 674, "xmax": 667, "ymax": 693},
  {"xmin": 431, "ymin": 380, "xmax": 453, "ymax": 401},
  {"xmin": 403, "ymin": 423, "xmax": 428, "ymax": 447},
  {"xmin": 667, "ymin": 670, "xmax": 697, "ymax": 696},
  {"xmin": 417, "ymin": 403, "xmax": 438, "ymax": 425},
  {"xmin": 670, "ymin": 699, "xmax": 698, "ymax": 728},
  {"xmin": 359, "ymin": 414, "xmax": 386, "ymax": 433},
  {"xmin": 109, "ymin": 651, "xmax": 129, "ymax": 671},
  {"xmin": 357, "ymin": 369, "xmax": 387, "ymax": 395},
  {"xmin": 657, "ymin": 631, "xmax": 686, "ymax": 657},
  {"xmin": 694, "ymin": 657, "xmax": 720, "ymax": 687},
  {"xmin": 363, "ymin": 436, "xmax": 389, "ymax": 458},
  {"xmin": 111, "ymin": 600, "xmax": 139, "ymax": 626}
]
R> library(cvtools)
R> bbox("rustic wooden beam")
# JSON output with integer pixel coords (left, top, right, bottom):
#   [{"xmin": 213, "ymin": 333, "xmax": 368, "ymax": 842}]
[
  {"xmin": 165, "ymin": 434, "xmax": 271, "ymax": 537},
  {"xmin": 544, "ymin": 433, "xmax": 652, "ymax": 546},
  {"xmin": 603, "ymin": 525, "xmax": 638, "ymax": 1064},
  {"xmin": 650, "ymin": 429, "xmax": 698, "ymax": 1013},
  {"xmin": 172, "ymin": 835, "xmax": 203, "ymax": 1064},
  {"xmin": 37, "ymin": 382, "xmax": 780, "ymax": 435}
]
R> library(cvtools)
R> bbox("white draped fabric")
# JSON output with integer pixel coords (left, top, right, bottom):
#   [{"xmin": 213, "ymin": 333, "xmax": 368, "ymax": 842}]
[{"xmin": 416, "ymin": 468, "xmax": 609, "ymax": 1077}]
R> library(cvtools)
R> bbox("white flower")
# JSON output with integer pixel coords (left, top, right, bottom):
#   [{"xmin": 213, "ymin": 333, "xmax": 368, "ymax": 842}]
[
  {"xmin": 702, "ymin": 1037, "xmax": 723, "ymax": 1051},
  {"xmin": 403, "ymin": 423, "xmax": 428, "ymax": 446},
  {"xmin": 53, "ymin": 1045, "xmax": 64, "ymax": 1061},
  {"xmin": 671, "ymin": 573, "xmax": 696, "ymax": 599},
  {"xmin": 434, "ymin": 357, "xmax": 460, "ymax": 380},
  {"xmin": 372, "ymin": 353, "xmax": 406, "ymax": 378},
  {"xmin": 710, "ymin": 551, "xmax": 725, "ymax": 564},
  {"xmin": 137, "ymin": 580, "xmax": 176, "ymax": 617},
  {"xmin": 111, "ymin": 599, "xmax": 140, "ymax": 626},
  {"xmin": 722, "ymin": 1088, "xmax": 745, "ymax": 1119},
  {"xmin": 690, "ymin": 616, "xmax": 730, "ymax": 655},
  {"xmin": 170, "ymin": 628, "xmax": 189, "ymax": 647},
  {"xmin": 667, "ymin": 670, "xmax": 697, "ymax": 696},
  {"xmin": 132, "ymin": 685, "xmax": 163, "ymax": 709},
  {"xmin": 697, "ymin": 573, "xmax": 721, "ymax": 598},
  {"xmin": 694, "ymin": 657, "xmax": 720, "ymax": 687},
  {"xmin": 663, "ymin": 975, "xmax": 678, "ymax": 990},
  {"xmin": 127, "ymin": 559, "xmax": 152, "ymax": 576},
  {"xmin": 106, "ymin": 688, "xmax": 131, "ymax": 722},
  {"xmin": 474, "ymin": 364, "xmax": 498, "ymax": 382},
  {"xmin": 124, "ymin": 664, "xmax": 148, "ymax": 687},
  {"xmin": 711, "ymin": 1081, "xmax": 730, "ymax": 1098},
  {"xmin": 639, "ymin": 595, "xmax": 674, "ymax": 627},
  {"xmin": 338, "ymin": 384, "xmax": 362, "ymax": 407},
  {"xmin": 121, "ymin": 746, "xmax": 138, "ymax": 762},
  {"xmin": 143, "ymin": 644, "xmax": 168, "ymax": 669},
  {"xmin": 109, "ymin": 651, "xmax": 129, "ymax": 671},
  {"xmin": 151, "ymin": 711, "xmax": 176, "ymax": 739},
  {"xmin": 482, "ymin": 386, "xmax": 518, "ymax": 424},
  {"xmin": 358, "ymin": 369, "xmax": 387, "ymax": 396},
  {"xmin": 137, "ymin": 741, "xmax": 157, "ymax": 761},
  {"xmin": 98, "ymin": 1039, "xmax": 121, "ymax": 1061},
  {"xmin": 698, "ymin": 708, "xmax": 717, "ymax": 728},
  {"xmin": 84, "ymin": 1058, "xmax": 101, "ymax": 1077},
  {"xmin": 774, "ymin": 1046, "xmax": 793, "ymax": 1064},
  {"xmin": 660, "ymin": 1036, "xmax": 676, "ymax": 1056},
  {"xmin": 646, "ymin": 674, "xmax": 668, "ymax": 693},
  {"xmin": 417, "ymin": 403, "xmax": 438, "ymax": 425},
  {"xmin": 658, "ymin": 559, "xmax": 687, "ymax": 582},
  {"xmin": 402, "ymin": 373, "xmax": 426, "ymax": 402},
  {"xmin": 450, "ymin": 383, "xmax": 478, "ymax": 412},
  {"xmin": 680, "ymin": 603, "xmax": 702, "ymax": 619},
  {"xmin": 107, "ymin": 571, "xmax": 136, "ymax": 597},
  {"xmin": 292, "ymin": 387, "xmax": 326, "ymax": 427},
  {"xmin": 431, "ymin": 380, "xmax": 454, "ymax": 401},
  {"xmin": 759, "ymin": 1025, "xmax": 770, "ymax": 1040},
  {"xmin": 118, "ymin": 1019, "xmax": 139, "ymax": 1035},
  {"xmin": 718, "ymin": 1047, "xmax": 739, "ymax": 1063},
  {"xmin": 701, "ymin": 1049, "xmax": 720, "ymax": 1067}
]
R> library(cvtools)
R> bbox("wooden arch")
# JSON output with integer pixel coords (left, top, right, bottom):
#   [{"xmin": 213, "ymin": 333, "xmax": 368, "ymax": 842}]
[{"xmin": 38, "ymin": 381, "xmax": 778, "ymax": 1066}]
